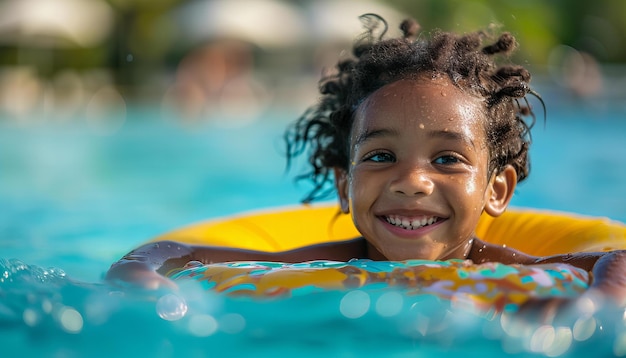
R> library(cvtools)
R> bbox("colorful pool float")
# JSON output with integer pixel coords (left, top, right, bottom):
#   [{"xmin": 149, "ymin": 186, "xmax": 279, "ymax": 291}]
[{"xmin": 169, "ymin": 259, "xmax": 589, "ymax": 313}]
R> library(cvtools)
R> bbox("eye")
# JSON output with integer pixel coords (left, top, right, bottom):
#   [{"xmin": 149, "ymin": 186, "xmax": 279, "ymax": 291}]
[
  {"xmin": 365, "ymin": 152, "xmax": 395, "ymax": 163},
  {"xmin": 434, "ymin": 154, "xmax": 461, "ymax": 165}
]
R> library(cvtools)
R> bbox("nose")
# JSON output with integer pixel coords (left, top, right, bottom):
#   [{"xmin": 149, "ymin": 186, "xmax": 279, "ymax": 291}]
[{"xmin": 389, "ymin": 164, "xmax": 435, "ymax": 196}]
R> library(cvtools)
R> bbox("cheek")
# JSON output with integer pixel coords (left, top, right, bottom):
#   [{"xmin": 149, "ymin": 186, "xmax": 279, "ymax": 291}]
[
  {"xmin": 348, "ymin": 170, "xmax": 373, "ymax": 204},
  {"xmin": 465, "ymin": 158, "xmax": 490, "ymax": 191},
  {"xmin": 448, "ymin": 171, "xmax": 482, "ymax": 195},
  {"xmin": 455, "ymin": 170, "xmax": 489, "ymax": 207},
  {"xmin": 347, "ymin": 172, "xmax": 361, "ymax": 202},
  {"xmin": 464, "ymin": 175, "xmax": 479, "ymax": 194},
  {"xmin": 468, "ymin": 172, "xmax": 492, "ymax": 210}
]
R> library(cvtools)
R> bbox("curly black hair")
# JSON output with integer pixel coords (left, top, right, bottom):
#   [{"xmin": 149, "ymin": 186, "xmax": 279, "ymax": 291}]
[{"xmin": 285, "ymin": 14, "xmax": 543, "ymax": 203}]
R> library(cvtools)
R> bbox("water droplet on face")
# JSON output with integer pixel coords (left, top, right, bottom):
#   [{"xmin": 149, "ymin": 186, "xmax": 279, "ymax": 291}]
[
  {"xmin": 419, "ymin": 123, "xmax": 425, "ymax": 129},
  {"xmin": 156, "ymin": 294, "xmax": 188, "ymax": 321}
]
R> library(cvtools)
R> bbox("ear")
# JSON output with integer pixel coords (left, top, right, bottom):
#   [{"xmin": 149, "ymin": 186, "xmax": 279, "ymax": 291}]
[
  {"xmin": 484, "ymin": 165, "xmax": 517, "ymax": 217},
  {"xmin": 333, "ymin": 167, "xmax": 350, "ymax": 213}
]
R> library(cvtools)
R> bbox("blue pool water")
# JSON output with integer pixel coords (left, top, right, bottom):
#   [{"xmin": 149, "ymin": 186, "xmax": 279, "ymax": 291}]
[{"xmin": 1, "ymin": 100, "xmax": 626, "ymax": 357}]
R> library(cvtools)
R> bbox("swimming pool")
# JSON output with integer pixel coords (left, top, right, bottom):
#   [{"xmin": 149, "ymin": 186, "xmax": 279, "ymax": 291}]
[{"xmin": 1, "ymin": 98, "xmax": 625, "ymax": 357}]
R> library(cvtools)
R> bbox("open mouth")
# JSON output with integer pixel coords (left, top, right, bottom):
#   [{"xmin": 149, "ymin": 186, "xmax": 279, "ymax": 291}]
[{"xmin": 384, "ymin": 215, "xmax": 441, "ymax": 230}]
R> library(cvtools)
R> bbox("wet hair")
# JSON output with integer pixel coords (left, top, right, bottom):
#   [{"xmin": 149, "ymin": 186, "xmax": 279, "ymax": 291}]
[{"xmin": 285, "ymin": 14, "xmax": 543, "ymax": 203}]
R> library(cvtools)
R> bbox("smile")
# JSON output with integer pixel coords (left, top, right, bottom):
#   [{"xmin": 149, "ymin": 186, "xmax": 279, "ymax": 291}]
[{"xmin": 384, "ymin": 215, "xmax": 441, "ymax": 230}]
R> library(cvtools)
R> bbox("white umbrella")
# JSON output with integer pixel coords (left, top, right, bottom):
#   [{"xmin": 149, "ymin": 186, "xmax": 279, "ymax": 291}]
[
  {"xmin": 174, "ymin": 0, "xmax": 307, "ymax": 49},
  {"xmin": 0, "ymin": 0, "xmax": 114, "ymax": 48},
  {"xmin": 305, "ymin": 0, "xmax": 406, "ymax": 44}
]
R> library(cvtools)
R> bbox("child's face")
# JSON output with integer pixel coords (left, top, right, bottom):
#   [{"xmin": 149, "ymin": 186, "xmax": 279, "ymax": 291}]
[{"xmin": 335, "ymin": 77, "xmax": 515, "ymax": 261}]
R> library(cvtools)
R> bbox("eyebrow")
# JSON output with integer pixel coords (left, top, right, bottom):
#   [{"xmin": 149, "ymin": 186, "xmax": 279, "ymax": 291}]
[
  {"xmin": 354, "ymin": 128, "xmax": 399, "ymax": 146},
  {"xmin": 428, "ymin": 130, "xmax": 476, "ymax": 148},
  {"xmin": 355, "ymin": 127, "xmax": 475, "ymax": 148}
]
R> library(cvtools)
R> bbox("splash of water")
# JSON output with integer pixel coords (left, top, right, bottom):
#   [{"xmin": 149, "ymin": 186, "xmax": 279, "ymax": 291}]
[{"xmin": 1, "ymin": 258, "xmax": 625, "ymax": 358}]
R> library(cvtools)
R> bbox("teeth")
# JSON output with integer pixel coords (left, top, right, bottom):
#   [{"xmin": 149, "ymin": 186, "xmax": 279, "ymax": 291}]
[{"xmin": 385, "ymin": 215, "xmax": 438, "ymax": 230}]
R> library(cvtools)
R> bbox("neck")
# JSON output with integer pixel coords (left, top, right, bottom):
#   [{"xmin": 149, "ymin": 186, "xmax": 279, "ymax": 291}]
[
  {"xmin": 365, "ymin": 241, "xmax": 388, "ymax": 260},
  {"xmin": 365, "ymin": 237, "xmax": 474, "ymax": 261},
  {"xmin": 439, "ymin": 237, "xmax": 474, "ymax": 261}
]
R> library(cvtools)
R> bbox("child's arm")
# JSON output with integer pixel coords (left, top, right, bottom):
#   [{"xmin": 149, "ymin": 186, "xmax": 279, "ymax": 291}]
[
  {"xmin": 469, "ymin": 238, "xmax": 626, "ymax": 305},
  {"xmin": 105, "ymin": 241, "xmax": 194, "ymax": 290},
  {"xmin": 522, "ymin": 250, "xmax": 626, "ymax": 305},
  {"xmin": 105, "ymin": 238, "xmax": 368, "ymax": 289},
  {"xmin": 583, "ymin": 250, "xmax": 626, "ymax": 304}
]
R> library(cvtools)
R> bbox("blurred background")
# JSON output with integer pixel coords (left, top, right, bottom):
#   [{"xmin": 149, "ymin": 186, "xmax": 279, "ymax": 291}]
[
  {"xmin": 0, "ymin": 0, "xmax": 624, "ymax": 123},
  {"xmin": 1, "ymin": 0, "xmax": 625, "ymax": 280}
]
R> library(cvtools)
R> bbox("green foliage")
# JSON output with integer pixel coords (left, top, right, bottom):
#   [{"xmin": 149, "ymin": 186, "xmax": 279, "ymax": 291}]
[{"xmin": 385, "ymin": 0, "xmax": 625, "ymax": 63}]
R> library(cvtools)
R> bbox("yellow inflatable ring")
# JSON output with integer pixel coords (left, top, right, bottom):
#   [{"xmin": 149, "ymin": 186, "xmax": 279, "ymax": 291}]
[
  {"xmin": 153, "ymin": 203, "xmax": 626, "ymax": 256},
  {"xmin": 149, "ymin": 204, "xmax": 625, "ymax": 311}
]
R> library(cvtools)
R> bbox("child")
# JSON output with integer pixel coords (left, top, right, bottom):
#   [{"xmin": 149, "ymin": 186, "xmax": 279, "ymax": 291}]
[{"xmin": 107, "ymin": 15, "xmax": 626, "ymax": 308}]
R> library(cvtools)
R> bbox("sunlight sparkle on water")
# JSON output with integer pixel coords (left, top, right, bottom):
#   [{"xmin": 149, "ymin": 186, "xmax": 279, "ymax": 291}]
[
  {"xmin": 156, "ymin": 294, "xmax": 188, "ymax": 321},
  {"xmin": 58, "ymin": 307, "xmax": 83, "ymax": 334},
  {"xmin": 188, "ymin": 314, "xmax": 218, "ymax": 337},
  {"xmin": 375, "ymin": 291, "xmax": 404, "ymax": 317},
  {"xmin": 340, "ymin": 290, "xmax": 370, "ymax": 319}
]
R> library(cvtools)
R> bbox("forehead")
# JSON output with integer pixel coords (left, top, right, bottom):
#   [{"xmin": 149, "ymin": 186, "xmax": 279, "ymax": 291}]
[{"xmin": 353, "ymin": 77, "xmax": 486, "ymax": 135}]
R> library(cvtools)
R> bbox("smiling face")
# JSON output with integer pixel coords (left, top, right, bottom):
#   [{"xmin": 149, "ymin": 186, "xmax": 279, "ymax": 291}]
[{"xmin": 335, "ymin": 77, "xmax": 516, "ymax": 261}]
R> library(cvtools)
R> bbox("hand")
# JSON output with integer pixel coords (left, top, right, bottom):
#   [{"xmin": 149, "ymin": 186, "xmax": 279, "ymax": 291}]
[
  {"xmin": 515, "ymin": 296, "xmax": 577, "ymax": 326},
  {"xmin": 513, "ymin": 289, "xmax": 611, "ymax": 330},
  {"xmin": 105, "ymin": 260, "xmax": 178, "ymax": 291},
  {"xmin": 588, "ymin": 250, "xmax": 626, "ymax": 307}
]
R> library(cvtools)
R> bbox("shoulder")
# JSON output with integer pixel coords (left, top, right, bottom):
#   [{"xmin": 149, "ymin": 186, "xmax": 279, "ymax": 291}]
[
  {"xmin": 468, "ymin": 237, "xmax": 538, "ymax": 265},
  {"xmin": 176, "ymin": 236, "xmax": 368, "ymax": 264}
]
